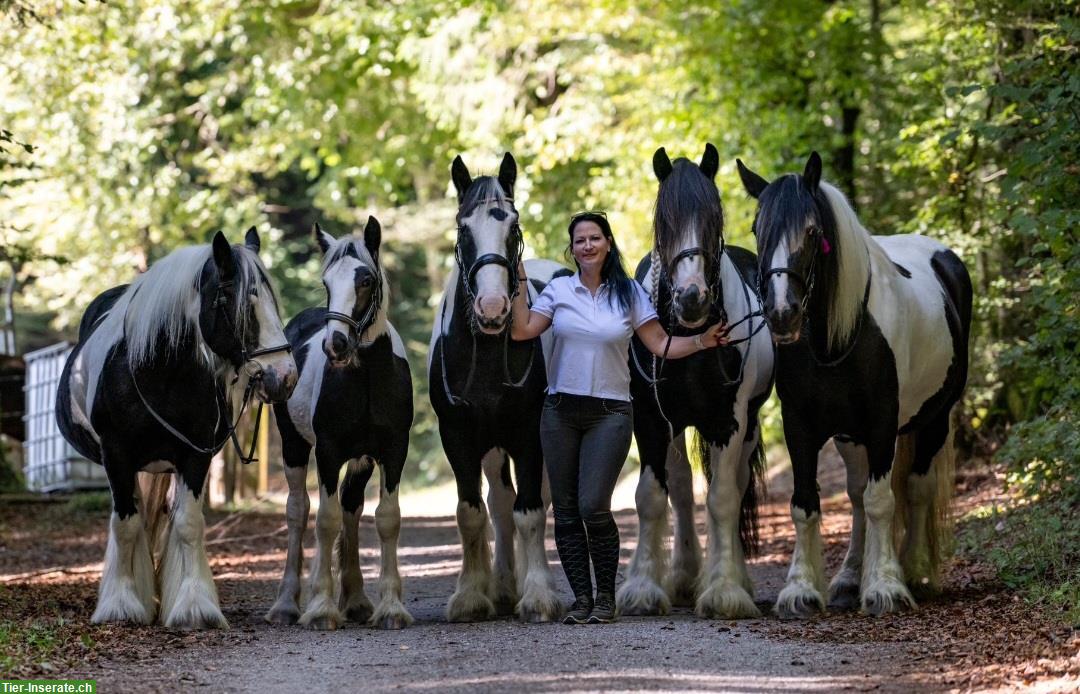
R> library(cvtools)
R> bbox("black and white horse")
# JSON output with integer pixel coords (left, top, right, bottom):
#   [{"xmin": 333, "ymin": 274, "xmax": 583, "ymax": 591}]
[
  {"xmin": 617, "ymin": 145, "xmax": 775, "ymax": 619},
  {"xmin": 57, "ymin": 229, "xmax": 297, "ymax": 628},
  {"xmin": 265, "ymin": 217, "xmax": 414, "ymax": 630},
  {"xmin": 737, "ymin": 152, "xmax": 972, "ymax": 616},
  {"xmin": 428, "ymin": 153, "xmax": 562, "ymax": 622}
]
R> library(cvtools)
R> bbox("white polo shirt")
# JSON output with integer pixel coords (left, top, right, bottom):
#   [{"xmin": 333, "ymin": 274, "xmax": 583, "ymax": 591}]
[{"xmin": 530, "ymin": 273, "xmax": 658, "ymax": 401}]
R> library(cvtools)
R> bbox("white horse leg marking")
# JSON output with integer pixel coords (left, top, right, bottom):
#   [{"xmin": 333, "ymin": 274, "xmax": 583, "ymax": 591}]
[
  {"xmin": 481, "ymin": 449, "xmax": 517, "ymax": 613},
  {"xmin": 616, "ymin": 464, "xmax": 671, "ymax": 616},
  {"xmin": 299, "ymin": 483, "xmax": 344, "ymax": 630},
  {"xmin": 829, "ymin": 440, "xmax": 869, "ymax": 609},
  {"xmin": 371, "ymin": 469, "xmax": 413, "ymax": 629},
  {"xmin": 513, "ymin": 507, "xmax": 560, "ymax": 622},
  {"xmin": 338, "ymin": 458, "xmax": 375, "ymax": 623},
  {"xmin": 698, "ymin": 413, "xmax": 760, "ymax": 619},
  {"xmin": 776, "ymin": 506, "xmax": 827, "ymax": 619},
  {"xmin": 266, "ymin": 464, "xmax": 310, "ymax": 625},
  {"xmin": 92, "ymin": 504, "xmax": 156, "ymax": 625},
  {"xmin": 447, "ymin": 500, "xmax": 495, "ymax": 621},
  {"xmin": 861, "ymin": 471, "xmax": 915, "ymax": 614},
  {"xmin": 158, "ymin": 480, "xmax": 227, "ymax": 629},
  {"xmin": 665, "ymin": 432, "xmax": 702, "ymax": 606}
]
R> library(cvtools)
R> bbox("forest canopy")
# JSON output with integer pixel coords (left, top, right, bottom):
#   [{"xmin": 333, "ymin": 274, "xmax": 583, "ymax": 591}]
[{"xmin": 2, "ymin": 0, "xmax": 1077, "ymax": 506}]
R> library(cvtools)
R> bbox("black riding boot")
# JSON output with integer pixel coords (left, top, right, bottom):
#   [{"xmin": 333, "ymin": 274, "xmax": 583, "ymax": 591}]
[
  {"xmin": 585, "ymin": 514, "xmax": 620, "ymax": 623},
  {"xmin": 554, "ymin": 518, "xmax": 593, "ymax": 624}
]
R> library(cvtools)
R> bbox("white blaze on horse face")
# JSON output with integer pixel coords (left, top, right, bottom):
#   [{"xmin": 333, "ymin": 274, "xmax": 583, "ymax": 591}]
[
  {"xmin": 767, "ymin": 238, "xmax": 794, "ymax": 316},
  {"xmin": 465, "ymin": 203, "xmax": 515, "ymax": 328},
  {"xmin": 672, "ymin": 222, "xmax": 708, "ymax": 296},
  {"xmin": 322, "ymin": 255, "xmax": 363, "ymax": 354},
  {"xmin": 248, "ymin": 281, "xmax": 297, "ymax": 398}
]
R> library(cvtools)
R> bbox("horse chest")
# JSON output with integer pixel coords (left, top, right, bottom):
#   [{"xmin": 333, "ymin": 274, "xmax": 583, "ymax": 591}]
[{"xmin": 775, "ymin": 322, "xmax": 900, "ymax": 440}]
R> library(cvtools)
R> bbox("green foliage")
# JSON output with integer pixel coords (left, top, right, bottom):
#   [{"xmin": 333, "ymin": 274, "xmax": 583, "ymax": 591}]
[
  {"xmin": 962, "ymin": 495, "xmax": 1080, "ymax": 624},
  {"xmin": 1, "ymin": 0, "xmax": 1077, "ymax": 506}
]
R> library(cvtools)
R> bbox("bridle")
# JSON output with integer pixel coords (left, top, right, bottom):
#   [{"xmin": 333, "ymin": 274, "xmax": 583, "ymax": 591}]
[
  {"xmin": 124, "ymin": 274, "xmax": 291, "ymax": 464},
  {"xmin": 758, "ymin": 224, "xmax": 872, "ymax": 367},
  {"xmin": 323, "ymin": 257, "xmax": 384, "ymax": 346},
  {"xmin": 440, "ymin": 197, "xmax": 535, "ymax": 407},
  {"xmin": 453, "ymin": 198, "xmax": 526, "ymax": 319},
  {"xmin": 757, "ymin": 224, "xmax": 824, "ymax": 320}
]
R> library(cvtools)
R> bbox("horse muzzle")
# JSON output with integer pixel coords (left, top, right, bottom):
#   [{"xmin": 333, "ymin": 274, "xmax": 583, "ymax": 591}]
[
  {"xmin": 674, "ymin": 284, "xmax": 710, "ymax": 329},
  {"xmin": 765, "ymin": 303, "xmax": 803, "ymax": 345},
  {"xmin": 252, "ymin": 360, "xmax": 298, "ymax": 403},
  {"xmin": 323, "ymin": 329, "xmax": 356, "ymax": 366},
  {"xmin": 473, "ymin": 295, "xmax": 510, "ymax": 334}
]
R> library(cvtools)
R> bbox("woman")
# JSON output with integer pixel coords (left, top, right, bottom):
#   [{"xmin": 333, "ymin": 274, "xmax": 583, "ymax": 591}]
[{"xmin": 511, "ymin": 211, "xmax": 727, "ymax": 624}]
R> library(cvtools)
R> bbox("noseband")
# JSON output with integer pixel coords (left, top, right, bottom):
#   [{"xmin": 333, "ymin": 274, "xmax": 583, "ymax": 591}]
[{"xmin": 455, "ymin": 217, "xmax": 525, "ymax": 313}]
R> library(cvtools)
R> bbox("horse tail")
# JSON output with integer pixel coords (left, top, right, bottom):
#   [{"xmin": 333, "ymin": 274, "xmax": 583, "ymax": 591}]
[
  {"xmin": 739, "ymin": 434, "xmax": 766, "ymax": 557},
  {"xmin": 140, "ymin": 471, "xmax": 173, "ymax": 567},
  {"xmin": 692, "ymin": 428, "xmax": 711, "ymax": 487},
  {"xmin": 890, "ymin": 432, "xmax": 914, "ymax": 550}
]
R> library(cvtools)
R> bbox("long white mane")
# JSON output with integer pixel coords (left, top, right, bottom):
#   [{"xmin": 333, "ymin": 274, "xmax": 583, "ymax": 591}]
[
  {"xmin": 819, "ymin": 182, "xmax": 888, "ymax": 351},
  {"xmin": 95, "ymin": 243, "xmax": 269, "ymax": 368},
  {"xmin": 321, "ymin": 235, "xmax": 390, "ymax": 344}
]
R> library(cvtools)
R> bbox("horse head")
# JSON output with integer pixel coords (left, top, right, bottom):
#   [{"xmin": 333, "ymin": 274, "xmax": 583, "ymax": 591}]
[
  {"xmin": 652, "ymin": 143, "xmax": 724, "ymax": 329},
  {"xmin": 199, "ymin": 228, "xmax": 297, "ymax": 402},
  {"xmin": 314, "ymin": 216, "xmax": 385, "ymax": 365},
  {"xmin": 738, "ymin": 152, "xmax": 838, "ymax": 344},
  {"xmin": 451, "ymin": 153, "xmax": 523, "ymax": 335}
]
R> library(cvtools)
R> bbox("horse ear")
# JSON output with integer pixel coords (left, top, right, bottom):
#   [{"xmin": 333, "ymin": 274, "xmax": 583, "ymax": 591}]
[
  {"xmin": 803, "ymin": 151, "xmax": 822, "ymax": 191},
  {"xmin": 211, "ymin": 230, "xmax": 236, "ymax": 279},
  {"xmin": 244, "ymin": 226, "xmax": 260, "ymax": 253},
  {"xmin": 497, "ymin": 152, "xmax": 517, "ymax": 198},
  {"xmin": 313, "ymin": 222, "xmax": 333, "ymax": 255},
  {"xmin": 363, "ymin": 215, "xmax": 382, "ymax": 259},
  {"xmin": 737, "ymin": 158, "xmax": 769, "ymax": 199},
  {"xmin": 700, "ymin": 143, "xmax": 719, "ymax": 180},
  {"xmin": 652, "ymin": 147, "xmax": 673, "ymax": 182},
  {"xmin": 451, "ymin": 155, "xmax": 472, "ymax": 201}
]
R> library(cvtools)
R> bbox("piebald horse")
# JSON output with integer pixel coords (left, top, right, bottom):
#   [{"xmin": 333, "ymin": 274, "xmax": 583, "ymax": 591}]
[
  {"xmin": 737, "ymin": 152, "xmax": 971, "ymax": 616},
  {"xmin": 618, "ymin": 144, "xmax": 774, "ymax": 619},
  {"xmin": 428, "ymin": 153, "xmax": 562, "ymax": 622},
  {"xmin": 57, "ymin": 229, "xmax": 297, "ymax": 628},
  {"xmin": 266, "ymin": 217, "xmax": 414, "ymax": 630}
]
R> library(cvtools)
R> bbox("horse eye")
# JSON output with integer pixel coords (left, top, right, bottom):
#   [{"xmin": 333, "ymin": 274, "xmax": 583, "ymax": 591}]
[{"xmin": 359, "ymin": 276, "xmax": 374, "ymax": 287}]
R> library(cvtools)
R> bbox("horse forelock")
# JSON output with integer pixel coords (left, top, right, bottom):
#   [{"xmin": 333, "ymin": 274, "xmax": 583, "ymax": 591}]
[
  {"xmin": 457, "ymin": 176, "xmax": 513, "ymax": 224},
  {"xmin": 654, "ymin": 159, "xmax": 724, "ymax": 268}
]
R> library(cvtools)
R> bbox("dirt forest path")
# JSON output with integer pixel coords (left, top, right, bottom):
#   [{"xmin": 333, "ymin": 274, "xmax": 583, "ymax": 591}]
[{"xmin": 2, "ymin": 454, "xmax": 1078, "ymax": 693}]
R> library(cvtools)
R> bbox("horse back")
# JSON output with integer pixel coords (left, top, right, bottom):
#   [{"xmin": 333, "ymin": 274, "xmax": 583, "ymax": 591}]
[{"xmin": 78, "ymin": 284, "xmax": 128, "ymax": 343}]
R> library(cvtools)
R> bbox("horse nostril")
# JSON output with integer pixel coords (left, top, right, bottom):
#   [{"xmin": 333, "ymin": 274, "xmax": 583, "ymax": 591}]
[{"xmin": 331, "ymin": 331, "xmax": 348, "ymax": 355}]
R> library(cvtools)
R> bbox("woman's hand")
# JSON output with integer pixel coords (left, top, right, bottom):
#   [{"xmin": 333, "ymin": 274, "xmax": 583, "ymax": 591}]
[{"xmin": 697, "ymin": 322, "xmax": 731, "ymax": 349}]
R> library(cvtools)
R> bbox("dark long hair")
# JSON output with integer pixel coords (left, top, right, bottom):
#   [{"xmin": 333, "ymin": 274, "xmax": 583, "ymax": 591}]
[{"xmin": 567, "ymin": 212, "xmax": 636, "ymax": 312}]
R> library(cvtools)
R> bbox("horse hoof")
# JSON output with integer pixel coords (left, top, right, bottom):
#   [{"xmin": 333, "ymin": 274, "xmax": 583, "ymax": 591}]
[
  {"xmin": 344, "ymin": 604, "xmax": 374, "ymax": 623},
  {"xmin": 264, "ymin": 607, "xmax": 300, "ymax": 626},
  {"xmin": 775, "ymin": 586, "xmax": 825, "ymax": 620},
  {"xmin": 862, "ymin": 590, "xmax": 915, "ymax": 616},
  {"xmin": 827, "ymin": 582, "xmax": 861, "ymax": 611},
  {"xmin": 376, "ymin": 615, "xmax": 409, "ymax": 630},
  {"xmin": 518, "ymin": 608, "xmax": 554, "ymax": 624},
  {"xmin": 303, "ymin": 615, "xmax": 340, "ymax": 631},
  {"xmin": 616, "ymin": 579, "xmax": 671, "ymax": 616}
]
